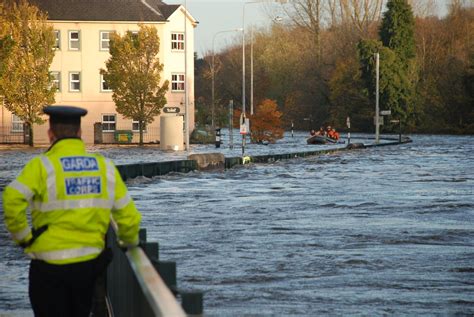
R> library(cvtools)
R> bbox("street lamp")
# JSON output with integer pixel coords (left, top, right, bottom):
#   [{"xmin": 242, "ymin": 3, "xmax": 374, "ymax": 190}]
[
  {"xmin": 184, "ymin": 0, "xmax": 189, "ymax": 151},
  {"xmin": 141, "ymin": 0, "xmax": 191, "ymax": 150},
  {"xmin": 375, "ymin": 52, "xmax": 380, "ymax": 144},
  {"xmin": 250, "ymin": 16, "xmax": 283, "ymax": 115},
  {"xmin": 243, "ymin": 0, "xmax": 286, "ymax": 116},
  {"xmin": 212, "ymin": 28, "xmax": 243, "ymax": 130}
]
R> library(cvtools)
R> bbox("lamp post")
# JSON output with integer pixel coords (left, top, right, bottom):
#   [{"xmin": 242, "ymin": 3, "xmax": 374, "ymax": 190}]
[
  {"xmin": 184, "ymin": 0, "xmax": 189, "ymax": 151},
  {"xmin": 141, "ymin": 0, "xmax": 190, "ymax": 150},
  {"xmin": 375, "ymin": 52, "xmax": 380, "ymax": 144},
  {"xmin": 250, "ymin": 16, "xmax": 282, "ymax": 116},
  {"xmin": 243, "ymin": 0, "xmax": 286, "ymax": 116},
  {"xmin": 212, "ymin": 28, "xmax": 243, "ymax": 130}
]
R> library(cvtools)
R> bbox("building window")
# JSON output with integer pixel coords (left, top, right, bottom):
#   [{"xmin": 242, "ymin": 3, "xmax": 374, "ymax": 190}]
[
  {"xmin": 54, "ymin": 30, "xmax": 60, "ymax": 50},
  {"xmin": 51, "ymin": 71, "xmax": 60, "ymax": 92},
  {"xmin": 100, "ymin": 74, "xmax": 112, "ymax": 92},
  {"xmin": 102, "ymin": 114, "xmax": 116, "ymax": 132},
  {"xmin": 69, "ymin": 30, "xmax": 80, "ymax": 50},
  {"xmin": 12, "ymin": 114, "xmax": 24, "ymax": 133},
  {"xmin": 171, "ymin": 73, "xmax": 185, "ymax": 92},
  {"xmin": 171, "ymin": 33, "xmax": 184, "ymax": 51},
  {"xmin": 100, "ymin": 31, "xmax": 110, "ymax": 51},
  {"xmin": 69, "ymin": 72, "xmax": 81, "ymax": 92},
  {"xmin": 132, "ymin": 120, "xmax": 146, "ymax": 132}
]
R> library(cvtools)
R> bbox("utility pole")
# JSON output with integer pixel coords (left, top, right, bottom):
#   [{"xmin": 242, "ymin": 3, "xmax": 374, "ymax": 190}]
[
  {"xmin": 184, "ymin": 0, "xmax": 189, "ymax": 151},
  {"xmin": 375, "ymin": 52, "xmax": 380, "ymax": 144}
]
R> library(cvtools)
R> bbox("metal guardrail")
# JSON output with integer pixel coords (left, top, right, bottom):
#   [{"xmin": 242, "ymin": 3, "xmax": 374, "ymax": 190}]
[
  {"xmin": 106, "ymin": 223, "xmax": 191, "ymax": 317},
  {"xmin": 126, "ymin": 247, "xmax": 186, "ymax": 317}
]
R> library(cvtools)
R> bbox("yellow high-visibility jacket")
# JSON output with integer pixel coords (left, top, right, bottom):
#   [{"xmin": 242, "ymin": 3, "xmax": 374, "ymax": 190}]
[{"xmin": 2, "ymin": 138, "xmax": 141, "ymax": 264}]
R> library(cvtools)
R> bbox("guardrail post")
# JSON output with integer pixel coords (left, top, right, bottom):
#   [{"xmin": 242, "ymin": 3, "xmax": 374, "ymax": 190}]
[
  {"xmin": 139, "ymin": 228, "xmax": 147, "ymax": 244},
  {"xmin": 153, "ymin": 260, "xmax": 177, "ymax": 292},
  {"xmin": 181, "ymin": 291, "xmax": 203, "ymax": 315}
]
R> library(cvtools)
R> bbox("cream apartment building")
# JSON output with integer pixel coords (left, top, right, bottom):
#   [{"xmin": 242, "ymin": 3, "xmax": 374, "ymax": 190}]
[{"xmin": 1, "ymin": 0, "xmax": 197, "ymax": 144}]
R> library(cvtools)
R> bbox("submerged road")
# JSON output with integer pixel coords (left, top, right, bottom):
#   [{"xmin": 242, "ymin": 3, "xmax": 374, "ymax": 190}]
[{"xmin": 0, "ymin": 133, "xmax": 473, "ymax": 315}]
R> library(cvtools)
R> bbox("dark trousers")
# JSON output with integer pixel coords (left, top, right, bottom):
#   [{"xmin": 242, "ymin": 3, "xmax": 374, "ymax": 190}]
[{"xmin": 29, "ymin": 258, "xmax": 99, "ymax": 317}]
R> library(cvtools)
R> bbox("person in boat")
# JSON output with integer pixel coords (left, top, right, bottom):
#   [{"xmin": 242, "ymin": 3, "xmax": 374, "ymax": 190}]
[
  {"xmin": 315, "ymin": 127, "xmax": 325, "ymax": 136},
  {"xmin": 326, "ymin": 125, "xmax": 332, "ymax": 137},
  {"xmin": 310, "ymin": 129, "xmax": 316, "ymax": 136},
  {"xmin": 329, "ymin": 128, "xmax": 339, "ymax": 141},
  {"xmin": 327, "ymin": 127, "xmax": 340, "ymax": 141}
]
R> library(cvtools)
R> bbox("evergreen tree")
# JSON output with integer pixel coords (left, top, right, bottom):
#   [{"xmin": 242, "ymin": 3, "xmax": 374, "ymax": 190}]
[
  {"xmin": 380, "ymin": 0, "xmax": 416, "ymax": 65},
  {"xmin": 358, "ymin": 39, "xmax": 413, "ymax": 122}
]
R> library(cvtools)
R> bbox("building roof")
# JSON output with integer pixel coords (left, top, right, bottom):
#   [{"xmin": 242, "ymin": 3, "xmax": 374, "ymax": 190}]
[{"xmin": 28, "ymin": 0, "xmax": 180, "ymax": 22}]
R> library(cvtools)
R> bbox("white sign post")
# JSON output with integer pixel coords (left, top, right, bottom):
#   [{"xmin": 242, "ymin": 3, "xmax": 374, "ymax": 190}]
[
  {"xmin": 240, "ymin": 113, "xmax": 248, "ymax": 156},
  {"xmin": 346, "ymin": 116, "xmax": 351, "ymax": 144}
]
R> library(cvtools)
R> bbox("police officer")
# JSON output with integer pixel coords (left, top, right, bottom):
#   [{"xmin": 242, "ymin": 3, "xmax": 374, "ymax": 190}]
[{"xmin": 2, "ymin": 105, "xmax": 141, "ymax": 317}]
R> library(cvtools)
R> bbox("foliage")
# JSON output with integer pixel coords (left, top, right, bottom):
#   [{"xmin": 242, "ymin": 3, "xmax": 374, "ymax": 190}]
[
  {"xmin": 329, "ymin": 57, "xmax": 372, "ymax": 131},
  {"xmin": 358, "ymin": 0, "xmax": 416, "ymax": 126},
  {"xmin": 249, "ymin": 99, "xmax": 284, "ymax": 144},
  {"xmin": 380, "ymin": 0, "xmax": 416, "ymax": 65},
  {"xmin": 195, "ymin": 2, "xmax": 473, "ymax": 134},
  {"xmin": 101, "ymin": 25, "xmax": 169, "ymax": 145},
  {"xmin": 0, "ymin": 0, "xmax": 55, "ymax": 146},
  {"xmin": 0, "ymin": 35, "xmax": 14, "ymax": 78}
]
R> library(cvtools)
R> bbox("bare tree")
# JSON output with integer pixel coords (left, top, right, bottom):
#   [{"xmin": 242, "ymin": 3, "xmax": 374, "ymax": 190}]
[
  {"xmin": 282, "ymin": 0, "xmax": 323, "ymax": 62},
  {"xmin": 277, "ymin": 0, "xmax": 384, "ymax": 60},
  {"xmin": 407, "ymin": 0, "xmax": 437, "ymax": 17},
  {"xmin": 327, "ymin": 0, "xmax": 384, "ymax": 34}
]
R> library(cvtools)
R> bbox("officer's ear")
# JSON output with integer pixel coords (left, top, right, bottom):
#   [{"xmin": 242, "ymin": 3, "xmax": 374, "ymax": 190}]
[
  {"xmin": 77, "ymin": 128, "xmax": 82, "ymax": 138},
  {"xmin": 47, "ymin": 128, "xmax": 56, "ymax": 143}
]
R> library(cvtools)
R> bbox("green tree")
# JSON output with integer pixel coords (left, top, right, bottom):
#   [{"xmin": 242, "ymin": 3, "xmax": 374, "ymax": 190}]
[
  {"xmin": 358, "ymin": 39, "xmax": 413, "ymax": 123},
  {"xmin": 101, "ymin": 25, "xmax": 169, "ymax": 145},
  {"xmin": 0, "ymin": 35, "xmax": 14, "ymax": 78},
  {"xmin": 0, "ymin": 0, "xmax": 55, "ymax": 146},
  {"xmin": 328, "ymin": 57, "xmax": 372, "ymax": 131},
  {"xmin": 380, "ymin": 0, "xmax": 416, "ymax": 65}
]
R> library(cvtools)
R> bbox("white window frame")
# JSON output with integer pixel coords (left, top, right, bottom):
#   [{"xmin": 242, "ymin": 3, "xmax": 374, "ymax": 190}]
[
  {"xmin": 51, "ymin": 71, "xmax": 61, "ymax": 92},
  {"xmin": 100, "ymin": 74, "xmax": 112, "ymax": 92},
  {"xmin": 12, "ymin": 114, "xmax": 24, "ymax": 133},
  {"xmin": 54, "ymin": 30, "xmax": 61, "ymax": 50},
  {"xmin": 68, "ymin": 30, "xmax": 80, "ymax": 51},
  {"xmin": 132, "ymin": 120, "xmax": 147, "ymax": 132},
  {"xmin": 171, "ymin": 73, "xmax": 185, "ymax": 92},
  {"xmin": 171, "ymin": 32, "xmax": 185, "ymax": 51},
  {"xmin": 69, "ymin": 72, "xmax": 81, "ymax": 92},
  {"xmin": 102, "ymin": 114, "xmax": 116, "ymax": 132},
  {"xmin": 100, "ymin": 31, "xmax": 110, "ymax": 51}
]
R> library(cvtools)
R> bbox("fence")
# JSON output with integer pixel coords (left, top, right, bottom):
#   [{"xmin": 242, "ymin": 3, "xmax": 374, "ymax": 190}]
[
  {"xmin": 0, "ymin": 125, "xmax": 26, "ymax": 144},
  {"xmin": 105, "ymin": 227, "xmax": 203, "ymax": 316},
  {"xmin": 94, "ymin": 123, "xmax": 161, "ymax": 144}
]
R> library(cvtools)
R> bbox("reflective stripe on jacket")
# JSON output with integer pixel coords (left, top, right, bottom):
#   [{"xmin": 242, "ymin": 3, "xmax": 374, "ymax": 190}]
[{"xmin": 2, "ymin": 138, "xmax": 141, "ymax": 264}]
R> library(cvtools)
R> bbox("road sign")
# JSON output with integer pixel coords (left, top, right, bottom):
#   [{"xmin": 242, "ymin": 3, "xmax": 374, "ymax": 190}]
[
  {"xmin": 163, "ymin": 107, "xmax": 180, "ymax": 114},
  {"xmin": 240, "ymin": 123, "xmax": 247, "ymax": 135},
  {"xmin": 374, "ymin": 116, "xmax": 384, "ymax": 126},
  {"xmin": 380, "ymin": 110, "xmax": 391, "ymax": 116},
  {"xmin": 240, "ymin": 113, "xmax": 249, "ymax": 135}
]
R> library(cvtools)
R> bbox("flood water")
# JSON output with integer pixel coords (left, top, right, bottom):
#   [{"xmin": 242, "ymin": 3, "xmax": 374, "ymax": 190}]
[{"xmin": 0, "ymin": 133, "xmax": 473, "ymax": 316}]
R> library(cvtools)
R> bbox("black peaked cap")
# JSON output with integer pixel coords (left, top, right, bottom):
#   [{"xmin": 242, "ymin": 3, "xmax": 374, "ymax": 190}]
[{"xmin": 43, "ymin": 105, "xmax": 87, "ymax": 124}]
